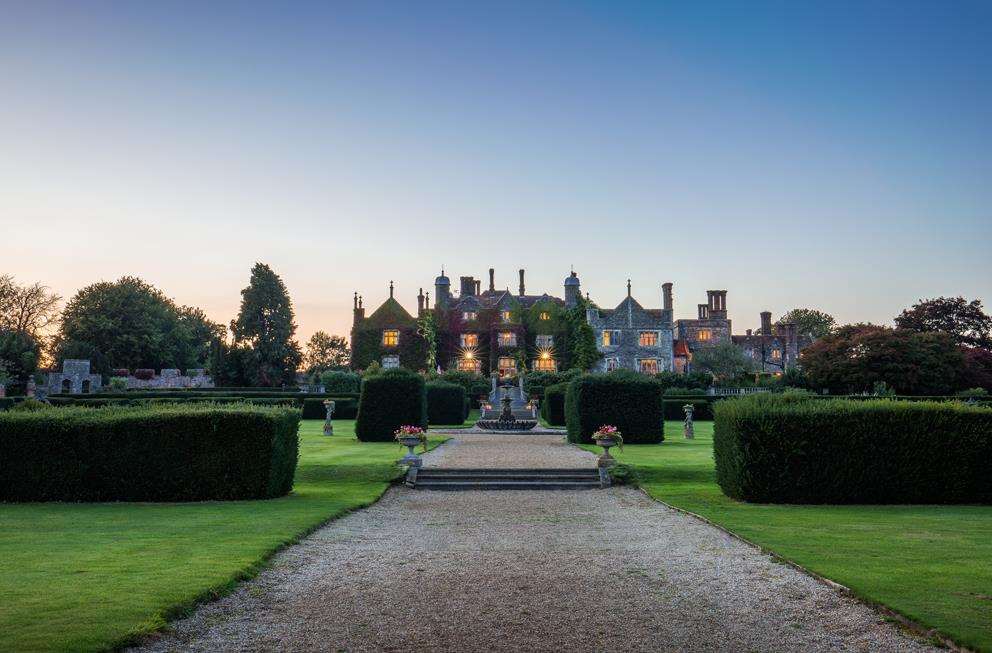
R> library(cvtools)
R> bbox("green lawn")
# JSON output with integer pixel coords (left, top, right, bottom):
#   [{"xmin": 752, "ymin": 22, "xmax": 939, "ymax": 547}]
[
  {"xmin": 0, "ymin": 420, "xmax": 446, "ymax": 653},
  {"xmin": 585, "ymin": 422, "xmax": 992, "ymax": 652}
]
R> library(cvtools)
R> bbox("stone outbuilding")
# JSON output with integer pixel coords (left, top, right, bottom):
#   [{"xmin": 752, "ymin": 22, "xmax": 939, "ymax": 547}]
[{"xmin": 47, "ymin": 359, "xmax": 102, "ymax": 394}]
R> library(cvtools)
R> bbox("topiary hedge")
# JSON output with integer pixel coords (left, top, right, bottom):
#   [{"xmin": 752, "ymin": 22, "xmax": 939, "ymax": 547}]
[
  {"xmin": 713, "ymin": 394, "xmax": 992, "ymax": 504},
  {"xmin": 0, "ymin": 404, "xmax": 300, "ymax": 502},
  {"xmin": 565, "ymin": 374, "xmax": 664, "ymax": 444},
  {"xmin": 355, "ymin": 368, "xmax": 427, "ymax": 441},
  {"xmin": 301, "ymin": 397, "xmax": 357, "ymax": 420},
  {"xmin": 663, "ymin": 397, "xmax": 715, "ymax": 420},
  {"xmin": 541, "ymin": 383, "xmax": 567, "ymax": 426},
  {"xmin": 426, "ymin": 382, "xmax": 467, "ymax": 425}
]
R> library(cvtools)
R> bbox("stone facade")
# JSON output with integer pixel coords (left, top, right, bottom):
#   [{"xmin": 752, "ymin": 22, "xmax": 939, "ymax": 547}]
[
  {"xmin": 586, "ymin": 281, "xmax": 674, "ymax": 373},
  {"xmin": 123, "ymin": 368, "xmax": 214, "ymax": 389},
  {"xmin": 47, "ymin": 359, "xmax": 102, "ymax": 394}
]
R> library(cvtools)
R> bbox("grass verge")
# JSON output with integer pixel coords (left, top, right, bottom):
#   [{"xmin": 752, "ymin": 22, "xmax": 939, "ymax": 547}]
[
  {"xmin": 583, "ymin": 421, "xmax": 992, "ymax": 652},
  {"xmin": 0, "ymin": 420, "xmax": 444, "ymax": 652}
]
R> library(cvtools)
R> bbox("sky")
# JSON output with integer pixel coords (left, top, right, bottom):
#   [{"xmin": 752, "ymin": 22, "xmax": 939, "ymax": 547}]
[{"xmin": 1, "ymin": 0, "xmax": 990, "ymax": 343}]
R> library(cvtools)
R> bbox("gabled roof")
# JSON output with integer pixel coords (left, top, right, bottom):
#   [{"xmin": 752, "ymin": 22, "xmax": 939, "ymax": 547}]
[{"xmin": 364, "ymin": 297, "xmax": 416, "ymax": 327}]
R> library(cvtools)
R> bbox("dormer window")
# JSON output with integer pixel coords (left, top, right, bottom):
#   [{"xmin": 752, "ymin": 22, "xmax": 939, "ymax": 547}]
[
  {"xmin": 382, "ymin": 330, "xmax": 399, "ymax": 347},
  {"xmin": 460, "ymin": 333, "xmax": 478, "ymax": 347},
  {"xmin": 498, "ymin": 331, "xmax": 517, "ymax": 347},
  {"xmin": 772, "ymin": 348, "xmax": 782, "ymax": 360},
  {"xmin": 463, "ymin": 311, "xmax": 478, "ymax": 322},
  {"xmin": 539, "ymin": 311, "xmax": 550, "ymax": 321},
  {"xmin": 501, "ymin": 310, "xmax": 512, "ymax": 323}
]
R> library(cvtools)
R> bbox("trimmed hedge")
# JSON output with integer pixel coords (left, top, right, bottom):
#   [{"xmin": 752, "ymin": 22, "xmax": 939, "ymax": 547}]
[
  {"xmin": 0, "ymin": 404, "xmax": 301, "ymax": 502},
  {"xmin": 0, "ymin": 397, "xmax": 18, "ymax": 411},
  {"xmin": 319, "ymin": 370, "xmax": 362, "ymax": 394},
  {"xmin": 541, "ymin": 383, "xmax": 567, "ymax": 426},
  {"xmin": 301, "ymin": 397, "xmax": 357, "ymax": 420},
  {"xmin": 565, "ymin": 374, "xmax": 664, "ymax": 444},
  {"xmin": 355, "ymin": 368, "xmax": 427, "ymax": 441},
  {"xmin": 713, "ymin": 395, "xmax": 992, "ymax": 504},
  {"xmin": 664, "ymin": 397, "xmax": 715, "ymax": 421},
  {"xmin": 426, "ymin": 382, "xmax": 467, "ymax": 425}
]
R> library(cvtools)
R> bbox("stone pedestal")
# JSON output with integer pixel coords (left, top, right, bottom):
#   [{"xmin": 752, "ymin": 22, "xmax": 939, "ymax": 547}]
[{"xmin": 683, "ymin": 404, "xmax": 695, "ymax": 440}]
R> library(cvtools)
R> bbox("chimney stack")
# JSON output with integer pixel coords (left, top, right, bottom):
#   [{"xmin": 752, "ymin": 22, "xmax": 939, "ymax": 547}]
[
  {"xmin": 460, "ymin": 276, "xmax": 476, "ymax": 297},
  {"xmin": 475, "ymin": 279, "xmax": 481, "ymax": 295},
  {"xmin": 417, "ymin": 287, "xmax": 424, "ymax": 314},
  {"xmin": 760, "ymin": 311, "xmax": 773, "ymax": 334},
  {"xmin": 489, "ymin": 268, "xmax": 495, "ymax": 292},
  {"xmin": 662, "ymin": 282, "xmax": 673, "ymax": 311},
  {"xmin": 698, "ymin": 304, "xmax": 709, "ymax": 319},
  {"xmin": 518, "ymin": 269, "xmax": 526, "ymax": 296}
]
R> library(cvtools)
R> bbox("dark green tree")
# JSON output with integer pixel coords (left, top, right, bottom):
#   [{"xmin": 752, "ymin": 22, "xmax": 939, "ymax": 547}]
[
  {"xmin": 304, "ymin": 331, "xmax": 350, "ymax": 375},
  {"xmin": 53, "ymin": 277, "xmax": 204, "ymax": 374},
  {"xmin": 176, "ymin": 306, "xmax": 226, "ymax": 370},
  {"xmin": 776, "ymin": 308, "xmax": 836, "ymax": 339},
  {"xmin": 0, "ymin": 329, "xmax": 40, "ymax": 393},
  {"xmin": 691, "ymin": 342, "xmax": 754, "ymax": 381},
  {"xmin": 231, "ymin": 263, "xmax": 302, "ymax": 386},
  {"xmin": 563, "ymin": 297, "xmax": 601, "ymax": 371},
  {"xmin": 895, "ymin": 296, "xmax": 992, "ymax": 349}
]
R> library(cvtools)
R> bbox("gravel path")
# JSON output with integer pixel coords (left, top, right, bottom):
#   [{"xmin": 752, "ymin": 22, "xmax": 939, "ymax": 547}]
[
  {"xmin": 134, "ymin": 436, "xmax": 937, "ymax": 653},
  {"xmin": 423, "ymin": 432, "xmax": 595, "ymax": 468}
]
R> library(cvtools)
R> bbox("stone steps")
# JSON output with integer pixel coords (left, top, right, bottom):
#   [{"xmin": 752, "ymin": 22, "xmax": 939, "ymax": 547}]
[{"xmin": 409, "ymin": 467, "xmax": 604, "ymax": 490}]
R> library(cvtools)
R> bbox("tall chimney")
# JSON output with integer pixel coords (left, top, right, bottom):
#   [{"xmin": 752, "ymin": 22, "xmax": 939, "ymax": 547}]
[
  {"xmin": 518, "ymin": 269, "xmax": 525, "ymax": 296},
  {"xmin": 698, "ymin": 304, "xmax": 709, "ymax": 319},
  {"xmin": 662, "ymin": 282, "xmax": 673, "ymax": 310},
  {"xmin": 760, "ymin": 311, "xmax": 772, "ymax": 334},
  {"xmin": 475, "ymin": 279, "xmax": 480, "ymax": 295},
  {"xmin": 417, "ymin": 287, "xmax": 424, "ymax": 314}
]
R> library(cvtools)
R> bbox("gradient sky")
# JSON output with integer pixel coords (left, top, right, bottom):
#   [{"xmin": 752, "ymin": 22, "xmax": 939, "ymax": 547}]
[{"xmin": 2, "ymin": 1, "xmax": 990, "ymax": 343}]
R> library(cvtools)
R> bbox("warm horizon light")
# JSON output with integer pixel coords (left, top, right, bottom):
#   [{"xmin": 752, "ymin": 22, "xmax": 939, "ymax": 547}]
[{"xmin": 2, "ymin": 2, "xmax": 989, "ymax": 345}]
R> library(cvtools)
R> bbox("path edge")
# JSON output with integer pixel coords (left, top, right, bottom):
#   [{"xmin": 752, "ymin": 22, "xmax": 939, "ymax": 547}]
[{"xmin": 632, "ymin": 485, "xmax": 976, "ymax": 653}]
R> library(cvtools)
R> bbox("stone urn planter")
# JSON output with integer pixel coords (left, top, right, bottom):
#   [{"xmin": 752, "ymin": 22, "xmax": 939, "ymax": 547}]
[
  {"xmin": 394, "ymin": 426, "xmax": 426, "ymax": 468},
  {"xmin": 593, "ymin": 425, "xmax": 623, "ymax": 469}
]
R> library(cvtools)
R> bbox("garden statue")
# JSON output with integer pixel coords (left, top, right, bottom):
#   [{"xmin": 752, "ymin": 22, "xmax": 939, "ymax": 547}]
[
  {"xmin": 683, "ymin": 404, "xmax": 694, "ymax": 439},
  {"xmin": 323, "ymin": 400, "xmax": 336, "ymax": 436},
  {"xmin": 26, "ymin": 378, "xmax": 36, "ymax": 398}
]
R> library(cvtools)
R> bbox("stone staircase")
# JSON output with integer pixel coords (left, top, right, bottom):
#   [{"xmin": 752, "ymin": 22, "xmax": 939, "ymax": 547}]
[{"xmin": 408, "ymin": 467, "xmax": 605, "ymax": 490}]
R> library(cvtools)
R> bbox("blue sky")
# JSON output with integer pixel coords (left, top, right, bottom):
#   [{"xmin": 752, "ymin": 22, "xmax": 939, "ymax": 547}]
[{"xmin": 1, "ymin": 1, "xmax": 989, "ymax": 340}]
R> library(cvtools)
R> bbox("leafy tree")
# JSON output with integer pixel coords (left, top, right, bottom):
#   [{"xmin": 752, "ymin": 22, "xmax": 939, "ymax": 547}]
[
  {"xmin": 800, "ymin": 324, "xmax": 963, "ymax": 395},
  {"xmin": 691, "ymin": 342, "xmax": 753, "ymax": 381},
  {"xmin": 0, "ymin": 329, "xmax": 40, "ymax": 392},
  {"xmin": 0, "ymin": 274, "xmax": 61, "ymax": 337},
  {"xmin": 563, "ymin": 297, "xmax": 601, "ymax": 371},
  {"xmin": 895, "ymin": 296, "xmax": 992, "ymax": 349},
  {"xmin": 961, "ymin": 347, "xmax": 992, "ymax": 392},
  {"xmin": 304, "ymin": 331, "xmax": 350, "ymax": 375},
  {"xmin": 231, "ymin": 263, "xmax": 302, "ymax": 386},
  {"xmin": 53, "ymin": 277, "xmax": 202, "ymax": 374},
  {"xmin": 776, "ymin": 308, "xmax": 836, "ymax": 339},
  {"xmin": 176, "ymin": 306, "xmax": 226, "ymax": 370}
]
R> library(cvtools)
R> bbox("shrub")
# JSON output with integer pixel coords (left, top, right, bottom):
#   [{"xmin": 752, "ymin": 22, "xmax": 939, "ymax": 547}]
[
  {"xmin": 663, "ymin": 397, "xmax": 715, "ymax": 420},
  {"xmin": 957, "ymin": 387, "xmax": 989, "ymax": 399},
  {"xmin": 713, "ymin": 394, "xmax": 992, "ymax": 504},
  {"xmin": 319, "ymin": 370, "xmax": 362, "ymax": 394},
  {"xmin": 541, "ymin": 383, "xmax": 567, "ymax": 426},
  {"xmin": 355, "ymin": 368, "xmax": 427, "ymax": 441},
  {"xmin": 0, "ymin": 404, "xmax": 300, "ymax": 501},
  {"xmin": 426, "ymin": 382, "xmax": 467, "ymax": 425},
  {"xmin": 108, "ymin": 376, "xmax": 128, "ymax": 391},
  {"xmin": 0, "ymin": 397, "xmax": 15, "ymax": 411},
  {"xmin": 10, "ymin": 398, "xmax": 51, "ymax": 412},
  {"xmin": 565, "ymin": 374, "xmax": 664, "ymax": 444}
]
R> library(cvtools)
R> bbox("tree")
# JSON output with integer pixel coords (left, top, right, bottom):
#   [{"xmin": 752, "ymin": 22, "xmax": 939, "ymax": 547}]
[
  {"xmin": 304, "ymin": 331, "xmax": 350, "ymax": 375},
  {"xmin": 0, "ymin": 329, "xmax": 40, "ymax": 392},
  {"xmin": 961, "ymin": 347, "xmax": 992, "ymax": 392},
  {"xmin": 895, "ymin": 296, "xmax": 992, "ymax": 349},
  {"xmin": 176, "ymin": 306, "xmax": 227, "ymax": 370},
  {"xmin": 0, "ymin": 275, "xmax": 61, "ymax": 337},
  {"xmin": 800, "ymin": 324, "xmax": 963, "ymax": 395},
  {"xmin": 54, "ymin": 277, "xmax": 194, "ymax": 374},
  {"xmin": 231, "ymin": 263, "xmax": 302, "ymax": 386},
  {"xmin": 776, "ymin": 308, "xmax": 836, "ymax": 339},
  {"xmin": 691, "ymin": 342, "xmax": 753, "ymax": 381},
  {"xmin": 563, "ymin": 297, "xmax": 601, "ymax": 371}
]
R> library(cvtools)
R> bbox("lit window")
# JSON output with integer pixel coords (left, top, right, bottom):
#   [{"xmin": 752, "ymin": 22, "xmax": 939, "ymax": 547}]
[
  {"xmin": 463, "ymin": 311, "xmax": 477, "ymax": 322},
  {"xmin": 457, "ymin": 358, "xmax": 480, "ymax": 372},
  {"xmin": 602, "ymin": 330, "xmax": 620, "ymax": 347},
  {"xmin": 639, "ymin": 331, "xmax": 658, "ymax": 347},
  {"xmin": 772, "ymin": 349, "xmax": 782, "ymax": 360},
  {"xmin": 536, "ymin": 334, "xmax": 554, "ymax": 348},
  {"xmin": 539, "ymin": 311, "xmax": 550, "ymax": 321},
  {"xmin": 382, "ymin": 355, "xmax": 399, "ymax": 369},
  {"xmin": 460, "ymin": 333, "xmax": 478, "ymax": 347},
  {"xmin": 501, "ymin": 311, "xmax": 512, "ymax": 323},
  {"xmin": 638, "ymin": 359, "xmax": 659, "ymax": 374},
  {"xmin": 606, "ymin": 357, "xmax": 620, "ymax": 371},
  {"xmin": 498, "ymin": 332, "xmax": 517, "ymax": 347},
  {"xmin": 697, "ymin": 329, "xmax": 712, "ymax": 342},
  {"xmin": 534, "ymin": 357, "xmax": 556, "ymax": 371},
  {"xmin": 382, "ymin": 330, "xmax": 399, "ymax": 347},
  {"xmin": 498, "ymin": 357, "xmax": 516, "ymax": 377}
]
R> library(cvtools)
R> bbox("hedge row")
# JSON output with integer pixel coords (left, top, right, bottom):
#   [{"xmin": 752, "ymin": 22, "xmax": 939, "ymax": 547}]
[
  {"xmin": 0, "ymin": 405, "xmax": 301, "ymax": 502},
  {"xmin": 355, "ymin": 369, "xmax": 427, "ymax": 442},
  {"xmin": 713, "ymin": 394, "xmax": 992, "ymax": 504},
  {"xmin": 565, "ymin": 374, "xmax": 664, "ymax": 444},
  {"xmin": 541, "ymin": 383, "xmax": 567, "ymax": 426},
  {"xmin": 47, "ymin": 396, "xmax": 301, "ymax": 409},
  {"xmin": 301, "ymin": 398, "xmax": 358, "ymax": 420},
  {"xmin": 426, "ymin": 382, "xmax": 467, "ymax": 425},
  {"xmin": 50, "ymin": 391, "xmax": 360, "ymax": 401}
]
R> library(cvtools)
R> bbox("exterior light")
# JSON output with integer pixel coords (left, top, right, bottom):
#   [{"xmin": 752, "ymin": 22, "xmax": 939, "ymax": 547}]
[
  {"xmin": 540, "ymin": 351, "xmax": 550, "ymax": 360},
  {"xmin": 465, "ymin": 351, "xmax": 474, "ymax": 360}
]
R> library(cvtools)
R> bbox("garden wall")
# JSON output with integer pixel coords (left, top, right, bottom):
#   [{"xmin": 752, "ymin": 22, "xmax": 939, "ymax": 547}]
[
  {"xmin": 0, "ymin": 405, "xmax": 301, "ymax": 502},
  {"xmin": 713, "ymin": 395, "xmax": 992, "ymax": 504}
]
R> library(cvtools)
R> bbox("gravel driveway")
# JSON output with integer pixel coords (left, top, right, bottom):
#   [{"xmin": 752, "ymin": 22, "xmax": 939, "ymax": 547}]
[{"xmin": 134, "ymin": 436, "xmax": 937, "ymax": 653}]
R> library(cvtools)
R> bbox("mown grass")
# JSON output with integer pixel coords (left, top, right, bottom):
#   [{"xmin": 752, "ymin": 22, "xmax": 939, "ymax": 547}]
[
  {"xmin": 0, "ymin": 420, "xmax": 445, "ymax": 652},
  {"xmin": 584, "ymin": 422, "xmax": 992, "ymax": 652}
]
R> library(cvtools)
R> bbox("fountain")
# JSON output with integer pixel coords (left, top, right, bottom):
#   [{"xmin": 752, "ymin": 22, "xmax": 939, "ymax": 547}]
[{"xmin": 475, "ymin": 375, "xmax": 538, "ymax": 431}]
